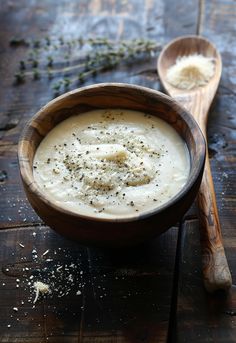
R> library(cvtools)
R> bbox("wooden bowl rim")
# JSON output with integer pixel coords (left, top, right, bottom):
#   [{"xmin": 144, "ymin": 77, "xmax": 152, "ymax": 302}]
[{"xmin": 18, "ymin": 82, "xmax": 206, "ymax": 223}]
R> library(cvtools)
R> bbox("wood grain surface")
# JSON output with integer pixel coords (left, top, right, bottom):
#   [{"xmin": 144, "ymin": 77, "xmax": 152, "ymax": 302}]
[
  {"xmin": 176, "ymin": 1, "xmax": 236, "ymax": 342},
  {"xmin": 0, "ymin": 0, "xmax": 235, "ymax": 342}
]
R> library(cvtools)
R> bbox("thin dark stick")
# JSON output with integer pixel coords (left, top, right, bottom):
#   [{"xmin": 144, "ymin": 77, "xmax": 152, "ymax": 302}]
[{"xmin": 167, "ymin": 219, "xmax": 185, "ymax": 343}]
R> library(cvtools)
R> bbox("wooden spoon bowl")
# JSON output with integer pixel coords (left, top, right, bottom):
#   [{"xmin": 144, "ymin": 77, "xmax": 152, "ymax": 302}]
[
  {"xmin": 18, "ymin": 83, "xmax": 205, "ymax": 247},
  {"xmin": 158, "ymin": 35, "xmax": 222, "ymax": 102},
  {"xmin": 157, "ymin": 35, "xmax": 232, "ymax": 292}
]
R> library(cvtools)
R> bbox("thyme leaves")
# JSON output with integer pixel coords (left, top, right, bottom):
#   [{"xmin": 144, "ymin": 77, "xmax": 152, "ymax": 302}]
[{"xmin": 12, "ymin": 36, "xmax": 160, "ymax": 95}]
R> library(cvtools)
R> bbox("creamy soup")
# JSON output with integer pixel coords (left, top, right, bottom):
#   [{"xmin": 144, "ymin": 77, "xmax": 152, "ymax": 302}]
[{"xmin": 33, "ymin": 109, "xmax": 190, "ymax": 219}]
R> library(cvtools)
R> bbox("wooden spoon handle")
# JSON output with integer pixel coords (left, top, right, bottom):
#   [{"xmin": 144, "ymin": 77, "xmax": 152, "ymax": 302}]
[
  {"xmin": 197, "ymin": 152, "xmax": 232, "ymax": 292},
  {"xmin": 174, "ymin": 94, "xmax": 232, "ymax": 292}
]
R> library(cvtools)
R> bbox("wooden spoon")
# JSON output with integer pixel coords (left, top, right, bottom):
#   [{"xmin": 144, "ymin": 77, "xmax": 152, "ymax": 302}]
[{"xmin": 157, "ymin": 35, "xmax": 232, "ymax": 292}]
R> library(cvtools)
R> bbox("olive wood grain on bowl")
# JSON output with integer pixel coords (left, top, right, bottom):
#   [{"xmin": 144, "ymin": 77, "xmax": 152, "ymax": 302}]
[
  {"xmin": 157, "ymin": 35, "xmax": 232, "ymax": 292},
  {"xmin": 18, "ymin": 83, "xmax": 205, "ymax": 247}
]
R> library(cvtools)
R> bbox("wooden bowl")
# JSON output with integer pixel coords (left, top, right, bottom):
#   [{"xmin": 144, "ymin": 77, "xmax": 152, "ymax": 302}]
[{"xmin": 18, "ymin": 83, "xmax": 205, "ymax": 247}]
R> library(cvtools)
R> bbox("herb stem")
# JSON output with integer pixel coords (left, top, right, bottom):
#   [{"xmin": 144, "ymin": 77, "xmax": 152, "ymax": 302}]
[{"xmin": 13, "ymin": 37, "xmax": 161, "ymax": 92}]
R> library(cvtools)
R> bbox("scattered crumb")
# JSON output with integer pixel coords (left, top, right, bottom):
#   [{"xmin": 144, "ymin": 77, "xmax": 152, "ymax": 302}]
[
  {"xmin": 76, "ymin": 290, "xmax": 81, "ymax": 295},
  {"xmin": 13, "ymin": 307, "xmax": 18, "ymax": 312},
  {"xmin": 222, "ymin": 172, "xmax": 228, "ymax": 179},
  {"xmin": 33, "ymin": 281, "xmax": 50, "ymax": 304},
  {"xmin": 32, "ymin": 249, "xmax": 37, "ymax": 260},
  {"xmin": 18, "ymin": 243, "xmax": 25, "ymax": 248}
]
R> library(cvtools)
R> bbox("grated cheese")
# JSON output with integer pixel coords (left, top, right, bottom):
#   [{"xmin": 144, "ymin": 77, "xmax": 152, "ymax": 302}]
[
  {"xmin": 33, "ymin": 281, "xmax": 50, "ymax": 304},
  {"xmin": 166, "ymin": 54, "xmax": 215, "ymax": 90}
]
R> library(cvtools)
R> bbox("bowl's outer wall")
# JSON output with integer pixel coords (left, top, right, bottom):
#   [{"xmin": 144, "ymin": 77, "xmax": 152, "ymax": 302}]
[
  {"xmin": 21, "ymin": 170, "xmax": 203, "ymax": 247},
  {"xmin": 18, "ymin": 84, "xmax": 206, "ymax": 247}
]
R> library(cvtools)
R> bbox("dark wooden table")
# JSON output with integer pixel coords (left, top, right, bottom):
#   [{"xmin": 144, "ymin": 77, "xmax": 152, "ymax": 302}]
[{"xmin": 0, "ymin": 1, "xmax": 236, "ymax": 342}]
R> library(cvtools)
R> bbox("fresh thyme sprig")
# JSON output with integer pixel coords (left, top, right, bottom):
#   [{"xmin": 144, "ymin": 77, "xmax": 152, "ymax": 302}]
[{"xmin": 11, "ymin": 36, "xmax": 161, "ymax": 94}]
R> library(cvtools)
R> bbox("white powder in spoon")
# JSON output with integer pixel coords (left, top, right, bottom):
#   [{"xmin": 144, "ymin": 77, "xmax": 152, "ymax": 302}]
[{"xmin": 166, "ymin": 54, "xmax": 215, "ymax": 90}]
